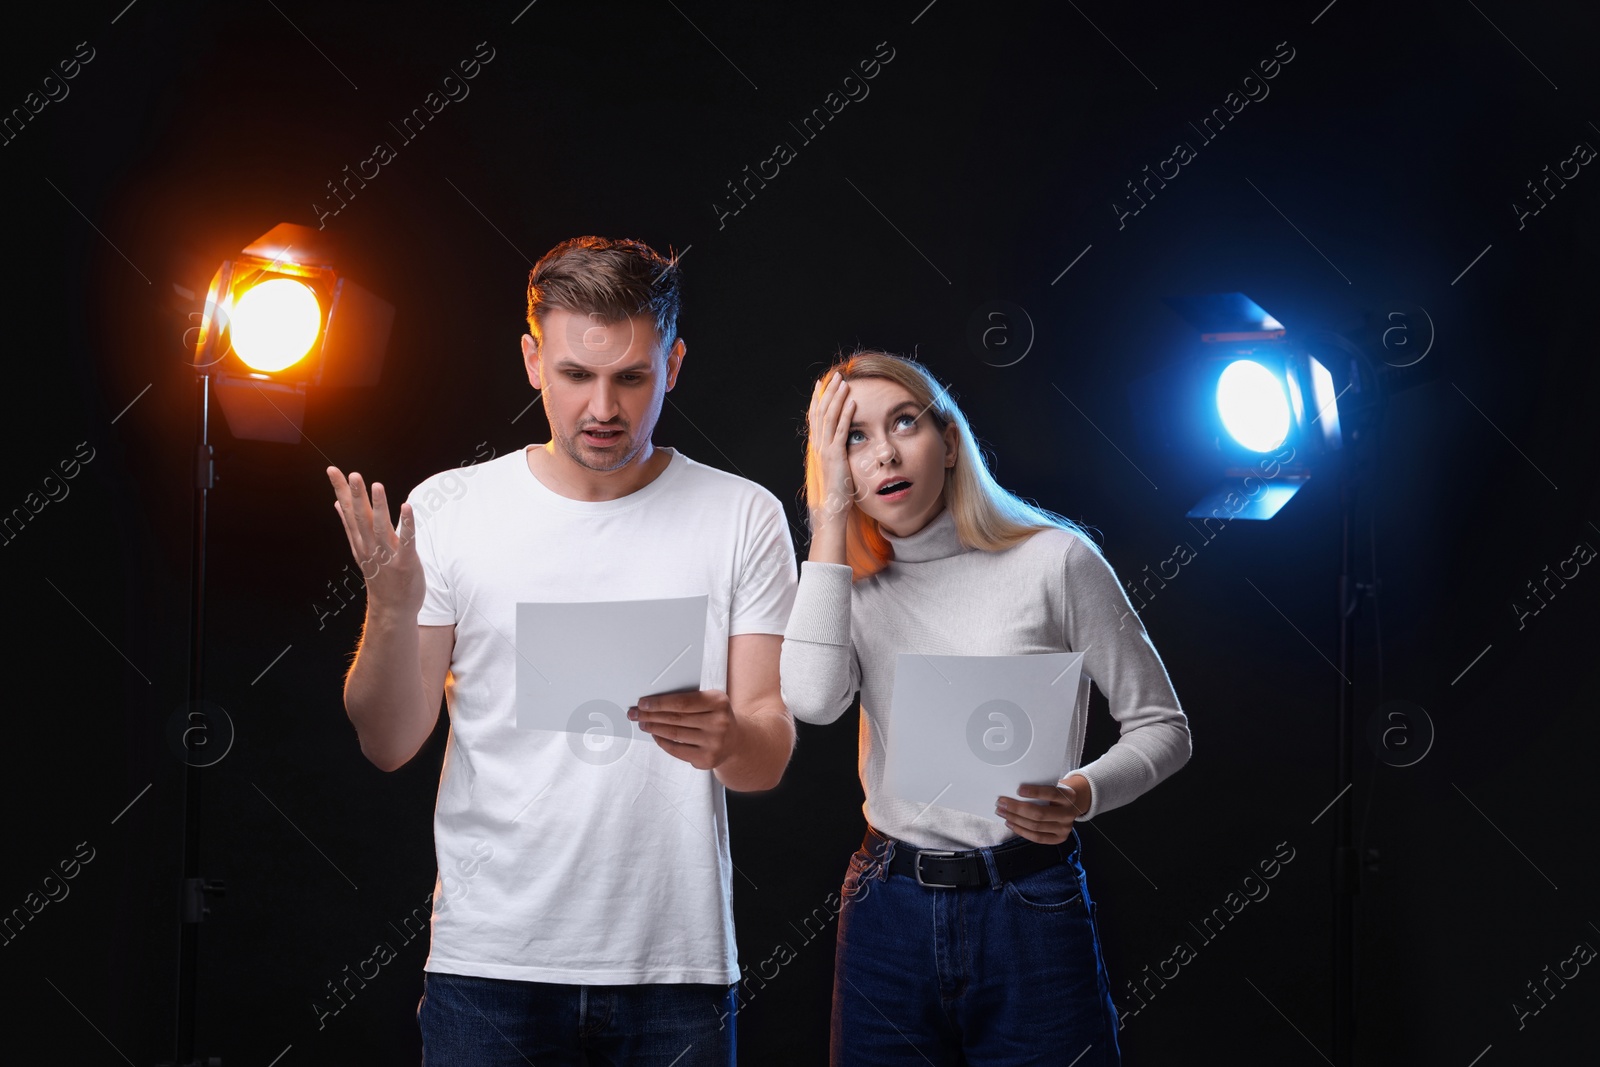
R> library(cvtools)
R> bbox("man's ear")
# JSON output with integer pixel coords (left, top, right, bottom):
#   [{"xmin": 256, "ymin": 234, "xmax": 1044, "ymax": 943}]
[
  {"xmin": 665, "ymin": 336, "xmax": 686, "ymax": 392},
  {"xmin": 522, "ymin": 333, "xmax": 543, "ymax": 390}
]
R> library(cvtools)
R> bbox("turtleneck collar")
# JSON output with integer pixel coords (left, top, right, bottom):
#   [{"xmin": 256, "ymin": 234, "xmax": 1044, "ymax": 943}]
[{"xmin": 881, "ymin": 506, "xmax": 966, "ymax": 563}]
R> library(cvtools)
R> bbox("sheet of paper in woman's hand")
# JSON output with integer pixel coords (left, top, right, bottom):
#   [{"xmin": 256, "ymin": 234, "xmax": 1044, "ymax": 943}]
[
  {"xmin": 514, "ymin": 595, "xmax": 708, "ymax": 739},
  {"xmin": 881, "ymin": 651, "xmax": 1087, "ymax": 822}
]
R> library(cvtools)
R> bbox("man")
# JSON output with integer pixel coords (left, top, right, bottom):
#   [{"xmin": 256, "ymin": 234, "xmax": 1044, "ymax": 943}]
[{"xmin": 326, "ymin": 236, "xmax": 798, "ymax": 1065}]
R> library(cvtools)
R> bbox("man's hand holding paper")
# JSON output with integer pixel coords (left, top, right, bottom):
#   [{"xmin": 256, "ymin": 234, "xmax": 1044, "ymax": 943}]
[{"xmin": 629, "ymin": 690, "xmax": 742, "ymax": 771}]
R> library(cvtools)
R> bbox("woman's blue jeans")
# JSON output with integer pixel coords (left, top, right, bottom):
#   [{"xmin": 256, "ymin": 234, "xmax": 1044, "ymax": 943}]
[
  {"xmin": 830, "ymin": 827, "xmax": 1122, "ymax": 1066},
  {"xmin": 417, "ymin": 971, "xmax": 736, "ymax": 1065}
]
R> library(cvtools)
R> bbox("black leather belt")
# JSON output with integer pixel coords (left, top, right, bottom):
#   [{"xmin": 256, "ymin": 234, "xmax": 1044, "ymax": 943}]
[{"xmin": 865, "ymin": 825, "xmax": 1073, "ymax": 888}]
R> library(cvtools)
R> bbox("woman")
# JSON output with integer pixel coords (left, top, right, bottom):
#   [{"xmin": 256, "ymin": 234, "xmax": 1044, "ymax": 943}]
[{"xmin": 781, "ymin": 350, "xmax": 1192, "ymax": 1066}]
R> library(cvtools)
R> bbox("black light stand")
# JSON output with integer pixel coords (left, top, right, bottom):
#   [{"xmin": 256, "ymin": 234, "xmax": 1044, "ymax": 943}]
[
  {"xmin": 1308, "ymin": 330, "xmax": 1386, "ymax": 1067},
  {"xmin": 165, "ymin": 371, "xmax": 228, "ymax": 1067}
]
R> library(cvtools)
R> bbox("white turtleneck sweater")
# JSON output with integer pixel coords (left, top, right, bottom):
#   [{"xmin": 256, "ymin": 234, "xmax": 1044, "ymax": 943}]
[{"xmin": 780, "ymin": 506, "xmax": 1191, "ymax": 851}]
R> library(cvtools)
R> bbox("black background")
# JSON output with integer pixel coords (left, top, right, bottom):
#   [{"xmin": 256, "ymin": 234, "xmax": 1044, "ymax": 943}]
[{"xmin": 4, "ymin": 0, "xmax": 1598, "ymax": 1063}]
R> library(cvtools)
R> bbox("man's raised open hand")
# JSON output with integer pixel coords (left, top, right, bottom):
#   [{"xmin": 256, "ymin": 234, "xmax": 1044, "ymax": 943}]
[{"xmin": 326, "ymin": 467, "xmax": 426, "ymax": 618}]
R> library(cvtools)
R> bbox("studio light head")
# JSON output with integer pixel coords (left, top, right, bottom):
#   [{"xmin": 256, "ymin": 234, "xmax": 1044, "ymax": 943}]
[
  {"xmin": 191, "ymin": 222, "xmax": 394, "ymax": 442},
  {"xmin": 1127, "ymin": 292, "xmax": 1367, "ymax": 522}
]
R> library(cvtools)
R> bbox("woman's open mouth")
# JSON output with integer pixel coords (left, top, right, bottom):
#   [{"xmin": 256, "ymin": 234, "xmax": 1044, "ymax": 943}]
[{"xmin": 876, "ymin": 480, "xmax": 912, "ymax": 500}]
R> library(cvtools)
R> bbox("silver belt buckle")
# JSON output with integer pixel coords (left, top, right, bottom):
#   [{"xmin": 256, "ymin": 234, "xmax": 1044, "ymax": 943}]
[{"xmin": 914, "ymin": 849, "xmax": 960, "ymax": 887}]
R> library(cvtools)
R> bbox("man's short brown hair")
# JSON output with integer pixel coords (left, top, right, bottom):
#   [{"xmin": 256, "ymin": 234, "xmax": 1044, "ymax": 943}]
[{"xmin": 525, "ymin": 236, "xmax": 683, "ymax": 355}]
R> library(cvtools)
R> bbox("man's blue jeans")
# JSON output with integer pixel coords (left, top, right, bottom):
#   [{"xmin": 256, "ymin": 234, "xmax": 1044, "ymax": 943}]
[
  {"xmin": 830, "ymin": 827, "xmax": 1122, "ymax": 1066},
  {"xmin": 417, "ymin": 971, "xmax": 737, "ymax": 1065}
]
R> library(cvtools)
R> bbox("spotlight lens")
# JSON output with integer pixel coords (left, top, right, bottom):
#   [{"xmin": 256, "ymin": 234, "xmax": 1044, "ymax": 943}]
[
  {"xmin": 1217, "ymin": 359, "xmax": 1290, "ymax": 452},
  {"xmin": 231, "ymin": 279, "xmax": 322, "ymax": 373}
]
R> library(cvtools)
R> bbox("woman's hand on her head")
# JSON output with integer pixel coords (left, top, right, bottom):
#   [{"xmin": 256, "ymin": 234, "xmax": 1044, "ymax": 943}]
[{"xmin": 808, "ymin": 371, "xmax": 857, "ymax": 528}]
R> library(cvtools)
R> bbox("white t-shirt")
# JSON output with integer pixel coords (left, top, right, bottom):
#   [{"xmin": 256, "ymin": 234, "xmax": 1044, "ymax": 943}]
[{"xmin": 405, "ymin": 444, "xmax": 798, "ymax": 984}]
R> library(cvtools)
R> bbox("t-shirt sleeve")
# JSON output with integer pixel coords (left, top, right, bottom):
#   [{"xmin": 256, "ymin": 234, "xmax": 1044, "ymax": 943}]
[
  {"xmin": 727, "ymin": 493, "xmax": 799, "ymax": 637},
  {"xmin": 406, "ymin": 484, "xmax": 457, "ymax": 626},
  {"xmin": 1060, "ymin": 531, "xmax": 1191, "ymax": 821}
]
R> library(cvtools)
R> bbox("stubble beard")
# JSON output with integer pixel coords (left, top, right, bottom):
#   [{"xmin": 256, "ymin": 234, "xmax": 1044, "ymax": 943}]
[{"xmin": 556, "ymin": 421, "xmax": 642, "ymax": 472}]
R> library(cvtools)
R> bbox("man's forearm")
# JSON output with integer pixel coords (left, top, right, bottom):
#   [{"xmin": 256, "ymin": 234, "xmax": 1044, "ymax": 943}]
[
  {"xmin": 713, "ymin": 701, "xmax": 794, "ymax": 792},
  {"xmin": 344, "ymin": 606, "xmax": 433, "ymax": 771}
]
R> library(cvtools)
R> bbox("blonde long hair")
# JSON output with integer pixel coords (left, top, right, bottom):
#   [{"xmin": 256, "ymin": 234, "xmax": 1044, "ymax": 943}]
[{"xmin": 801, "ymin": 349, "xmax": 1103, "ymax": 580}]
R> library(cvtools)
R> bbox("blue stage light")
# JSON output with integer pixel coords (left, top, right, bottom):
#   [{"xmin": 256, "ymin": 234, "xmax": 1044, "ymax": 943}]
[{"xmin": 1216, "ymin": 359, "xmax": 1291, "ymax": 453}]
